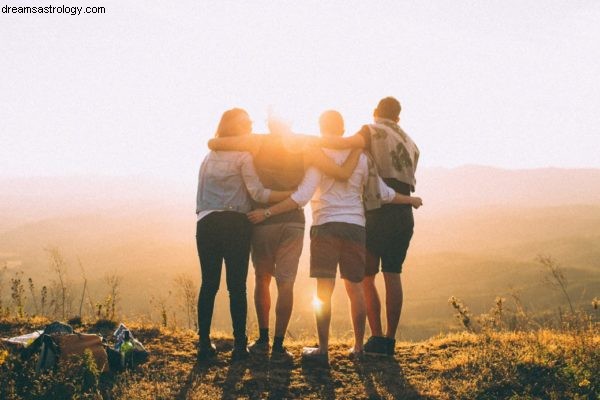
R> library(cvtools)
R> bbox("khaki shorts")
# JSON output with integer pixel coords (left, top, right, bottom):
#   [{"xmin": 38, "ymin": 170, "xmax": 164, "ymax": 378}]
[{"xmin": 251, "ymin": 222, "xmax": 305, "ymax": 283}]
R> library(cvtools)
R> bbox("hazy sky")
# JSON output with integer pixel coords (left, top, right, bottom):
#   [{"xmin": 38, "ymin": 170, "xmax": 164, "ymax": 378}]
[{"xmin": 1, "ymin": 0, "xmax": 599, "ymax": 182}]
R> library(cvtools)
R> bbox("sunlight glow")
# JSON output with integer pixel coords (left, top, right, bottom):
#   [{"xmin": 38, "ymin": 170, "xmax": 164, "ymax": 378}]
[{"xmin": 312, "ymin": 295, "xmax": 323, "ymax": 313}]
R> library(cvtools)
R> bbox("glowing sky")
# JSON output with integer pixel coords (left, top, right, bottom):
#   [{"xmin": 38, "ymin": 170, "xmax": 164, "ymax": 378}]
[{"xmin": 1, "ymin": 0, "xmax": 599, "ymax": 181}]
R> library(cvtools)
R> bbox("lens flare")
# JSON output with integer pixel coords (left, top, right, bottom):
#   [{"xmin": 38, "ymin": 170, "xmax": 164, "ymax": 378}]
[{"xmin": 312, "ymin": 295, "xmax": 323, "ymax": 312}]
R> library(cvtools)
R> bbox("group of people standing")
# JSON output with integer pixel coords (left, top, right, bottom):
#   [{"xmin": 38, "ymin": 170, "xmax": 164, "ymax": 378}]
[{"xmin": 195, "ymin": 96, "xmax": 422, "ymax": 365}]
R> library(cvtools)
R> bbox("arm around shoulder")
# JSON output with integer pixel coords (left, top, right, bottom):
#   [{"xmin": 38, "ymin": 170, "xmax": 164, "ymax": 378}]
[
  {"xmin": 208, "ymin": 135, "xmax": 261, "ymax": 154},
  {"xmin": 319, "ymin": 131, "xmax": 366, "ymax": 150},
  {"xmin": 306, "ymin": 147, "xmax": 361, "ymax": 181}
]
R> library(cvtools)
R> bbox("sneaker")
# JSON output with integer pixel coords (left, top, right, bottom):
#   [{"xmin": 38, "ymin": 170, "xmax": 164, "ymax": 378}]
[
  {"xmin": 197, "ymin": 342, "xmax": 217, "ymax": 362},
  {"xmin": 271, "ymin": 346, "xmax": 294, "ymax": 364},
  {"xmin": 348, "ymin": 348, "xmax": 364, "ymax": 361},
  {"xmin": 231, "ymin": 346, "xmax": 250, "ymax": 362},
  {"xmin": 248, "ymin": 340, "xmax": 270, "ymax": 354},
  {"xmin": 302, "ymin": 346, "xmax": 329, "ymax": 366},
  {"xmin": 363, "ymin": 336, "xmax": 389, "ymax": 357},
  {"xmin": 386, "ymin": 338, "xmax": 396, "ymax": 357}
]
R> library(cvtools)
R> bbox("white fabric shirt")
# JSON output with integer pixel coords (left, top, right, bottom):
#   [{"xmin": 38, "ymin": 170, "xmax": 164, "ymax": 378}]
[{"xmin": 290, "ymin": 149, "xmax": 396, "ymax": 227}]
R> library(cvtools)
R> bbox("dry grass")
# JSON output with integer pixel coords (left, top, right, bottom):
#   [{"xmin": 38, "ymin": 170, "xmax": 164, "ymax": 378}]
[{"xmin": 1, "ymin": 320, "xmax": 598, "ymax": 399}]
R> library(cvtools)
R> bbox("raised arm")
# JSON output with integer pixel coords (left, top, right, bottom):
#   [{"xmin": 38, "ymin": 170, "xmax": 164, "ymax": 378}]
[
  {"xmin": 304, "ymin": 147, "xmax": 362, "ymax": 180},
  {"xmin": 247, "ymin": 167, "xmax": 320, "ymax": 224},
  {"xmin": 208, "ymin": 135, "xmax": 262, "ymax": 155}
]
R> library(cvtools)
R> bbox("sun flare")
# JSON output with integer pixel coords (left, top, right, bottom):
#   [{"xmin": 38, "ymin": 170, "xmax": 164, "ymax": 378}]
[{"xmin": 311, "ymin": 295, "xmax": 323, "ymax": 313}]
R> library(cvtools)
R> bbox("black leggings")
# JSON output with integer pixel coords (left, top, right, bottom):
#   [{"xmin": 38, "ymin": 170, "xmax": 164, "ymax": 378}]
[{"xmin": 196, "ymin": 211, "xmax": 252, "ymax": 345}]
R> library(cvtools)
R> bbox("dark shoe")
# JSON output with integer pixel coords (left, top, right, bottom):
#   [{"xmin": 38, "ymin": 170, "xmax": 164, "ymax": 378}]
[
  {"xmin": 248, "ymin": 340, "xmax": 270, "ymax": 355},
  {"xmin": 348, "ymin": 348, "xmax": 364, "ymax": 361},
  {"xmin": 197, "ymin": 342, "xmax": 217, "ymax": 361},
  {"xmin": 386, "ymin": 338, "xmax": 396, "ymax": 356},
  {"xmin": 363, "ymin": 336, "xmax": 389, "ymax": 357},
  {"xmin": 231, "ymin": 346, "xmax": 250, "ymax": 362},
  {"xmin": 302, "ymin": 346, "xmax": 329, "ymax": 366},
  {"xmin": 271, "ymin": 346, "xmax": 294, "ymax": 364}
]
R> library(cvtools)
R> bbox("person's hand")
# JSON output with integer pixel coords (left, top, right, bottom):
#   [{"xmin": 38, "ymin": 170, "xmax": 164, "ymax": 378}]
[
  {"xmin": 267, "ymin": 116, "xmax": 292, "ymax": 136},
  {"xmin": 247, "ymin": 209, "xmax": 267, "ymax": 224},
  {"xmin": 411, "ymin": 197, "xmax": 423, "ymax": 209}
]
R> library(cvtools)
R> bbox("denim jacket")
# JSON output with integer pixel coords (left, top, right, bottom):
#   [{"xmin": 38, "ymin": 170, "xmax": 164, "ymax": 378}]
[{"xmin": 196, "ymin": 151, "xmax": 272, "ymax": 215}]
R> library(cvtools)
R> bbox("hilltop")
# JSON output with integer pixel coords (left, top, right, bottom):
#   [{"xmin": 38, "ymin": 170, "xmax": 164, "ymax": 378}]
[
  {"xmin": 1, "ymin": 167, "xmax": 599, "ymax": 340},
  {"xmin": 1, "ymin": 320, "xmax": 598, "ymax": 399}
]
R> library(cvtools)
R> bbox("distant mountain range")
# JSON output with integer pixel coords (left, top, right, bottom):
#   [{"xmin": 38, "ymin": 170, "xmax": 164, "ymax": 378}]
[
  {"xmin": 1, "ymin": 166, "xmax": 599, "ymax": 340},
  {"xmin": 417, "ymin": 165, "xmax": 600, "ymax": 214},
  {"xmin": 2, "ymin": 166, "xmax": 600, "ymax": 228}
]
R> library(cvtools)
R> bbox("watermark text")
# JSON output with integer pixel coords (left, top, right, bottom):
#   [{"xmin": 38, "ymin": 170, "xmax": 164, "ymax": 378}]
[{"xmin": 2, "ymin": 5, "xmax": 106, "ymax": 16}]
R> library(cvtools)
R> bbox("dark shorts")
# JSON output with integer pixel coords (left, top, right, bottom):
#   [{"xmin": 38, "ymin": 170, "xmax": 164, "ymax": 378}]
[
  {"xmin": 365, "ymin": 204, "xmax": 414, "ymax": 275},
  {"xmin": 251, "ymin": 222, "xmax": 304, "ymax": 283},
  {"xmin": 310, "ymin": 222, "xmax": 366, "ymax": 283}
]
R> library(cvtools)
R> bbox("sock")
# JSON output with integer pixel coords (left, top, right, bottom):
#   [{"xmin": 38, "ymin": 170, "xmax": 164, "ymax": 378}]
[
  {"xmin": 258, "ymin": 328, "xmax": 269, "ymax": 343},
  {"xmin": 272, "ymin": 336, "xmax": 284, "ymax": 351}
]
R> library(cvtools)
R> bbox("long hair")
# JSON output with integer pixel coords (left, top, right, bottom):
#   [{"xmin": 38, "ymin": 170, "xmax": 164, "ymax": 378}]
[{"xmin": 215, "ymin": 108, "xmax": 249, "ymax": 137}]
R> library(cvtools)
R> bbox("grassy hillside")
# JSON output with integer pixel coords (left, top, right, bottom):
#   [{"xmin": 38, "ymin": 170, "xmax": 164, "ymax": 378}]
[
  {"xmin": 1, "ymin": 320, "xmax": 598, "ymax": 399},
  {"xmin": 1, "ymin": 205, "xmax": 599, "ymax": 341},
  {"xmin": 1, "ymin": 170, "xmax": 599, "ymax": 341}
]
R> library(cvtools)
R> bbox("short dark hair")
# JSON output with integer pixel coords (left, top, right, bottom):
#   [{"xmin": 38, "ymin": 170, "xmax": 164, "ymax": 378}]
[{"xmin": 375, "ymin": 97, "xmax": 401, "ymax": 120}]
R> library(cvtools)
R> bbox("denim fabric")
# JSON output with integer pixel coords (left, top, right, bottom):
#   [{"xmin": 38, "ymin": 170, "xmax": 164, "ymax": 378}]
[
  {"xmin": 196, "ymin": 211, "xmax": 252, "ymax": 342},
  {"xmin": 196, "ymin": 151, "xmax": 271, "ymax": 215}
]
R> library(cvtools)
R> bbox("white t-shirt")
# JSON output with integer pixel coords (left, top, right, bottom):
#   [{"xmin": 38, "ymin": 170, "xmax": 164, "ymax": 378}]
[{"xmin": 290, "ymin": 149, "xmax": 396, "ymax": 227}]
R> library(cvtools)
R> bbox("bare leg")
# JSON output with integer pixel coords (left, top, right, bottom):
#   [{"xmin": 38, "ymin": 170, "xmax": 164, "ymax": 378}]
[
  {"xmin": 362, "ymin": 275, "xmax": 383, "ymax": 337},
  {"xmin": 383, "ymin": 272, "xmax": 403, "ymax": 338},
  {"xmin": 315, "ymin": 278, "xmax": 335, "ymax": 353},
  {"xmin": 254, "ymin": 274, "xmax": 272, "ymax": 330},
  {"xmin": 344, "ymin": 279, "xmax": 366, "ymax": 352},
  {"xmin": 274, "ymin": 280, "xmax": 294, "ymax": 338}
]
